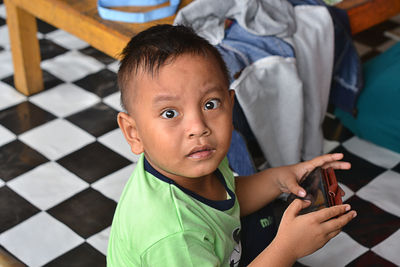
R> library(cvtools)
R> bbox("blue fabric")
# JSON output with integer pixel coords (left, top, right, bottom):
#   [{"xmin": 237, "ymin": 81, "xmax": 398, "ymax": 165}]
[
  {"xmin": 97, "ymin": 0, "xmax": 180, "ymax": 23},
  {"xmin": 288, "ymin": 0, "xmax": 363, "ymax": 114},
  {"xmin": 335, "ymin": 42, "xmax": 400, "ymax": 154},
  {"xmin": 217, "ymin": 21, "xmax": 295, "ymax": 82},
  {"xmin": 220, "ymin": 22, "xmax": 295, "ymax": 176},
  {"xmin": 227, "ymin": 130, "xmax": 257, "ymax": 176}
]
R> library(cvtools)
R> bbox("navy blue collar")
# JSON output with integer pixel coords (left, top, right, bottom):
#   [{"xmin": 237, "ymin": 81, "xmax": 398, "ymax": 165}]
[{"xmin": 144, "ymin": 157, "xmax": 236, "ymax": 211}]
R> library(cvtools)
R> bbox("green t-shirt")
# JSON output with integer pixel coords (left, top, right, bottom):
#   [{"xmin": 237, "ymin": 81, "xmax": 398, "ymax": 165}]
[{"xmin": 107, "ymin": 154, "xmax": 241, "ymax": 267}]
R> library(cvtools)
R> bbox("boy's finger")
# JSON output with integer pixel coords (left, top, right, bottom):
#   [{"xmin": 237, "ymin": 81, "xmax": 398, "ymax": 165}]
[
  {"xmin": 321, "ymin": 161, "xmax": 351, "ymax": 170},
  {"xmin": 286, "ymin": 179, "xmax": 307, "ymax": 197},
  {"xmin": 313, "ymin": 204, "xmax": 352, "ymax": 222},
  {"xmin": 326, "ymin": 229, "xmax": 342, "ymax": 240},
  {"xmin": 323, "ymin": 210, "xmax": 357, "ymax": 235},
  {"xmin": 302, "ymin": 153, "xmax": 346, "ymax": 172}
]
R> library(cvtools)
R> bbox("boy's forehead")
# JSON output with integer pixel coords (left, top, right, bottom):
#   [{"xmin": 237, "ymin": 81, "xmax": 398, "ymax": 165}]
[{"xmin": 125, "ymin": 53, "xmax": 229, "ymax": 112}]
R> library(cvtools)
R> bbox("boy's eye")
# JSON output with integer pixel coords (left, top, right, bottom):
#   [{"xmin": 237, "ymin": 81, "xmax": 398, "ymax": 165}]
[
  {"xmin": 204, "ymin": 99, "xmax": 220, "ymax": 110},
  {"xmin": 161, "ymin": 109, "xmax": 179, "ymax": 119}
]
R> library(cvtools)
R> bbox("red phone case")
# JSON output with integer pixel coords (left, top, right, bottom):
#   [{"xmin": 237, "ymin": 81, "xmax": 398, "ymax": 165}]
[{"xmin": 286, "ymin": 167, "xmax": 342, "ymax": 214}]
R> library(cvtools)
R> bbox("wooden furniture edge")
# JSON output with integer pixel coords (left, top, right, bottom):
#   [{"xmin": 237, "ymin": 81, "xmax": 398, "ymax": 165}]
[{"xmin": 337, "ymin": 0, "xmax": 400, "ymax": 35}]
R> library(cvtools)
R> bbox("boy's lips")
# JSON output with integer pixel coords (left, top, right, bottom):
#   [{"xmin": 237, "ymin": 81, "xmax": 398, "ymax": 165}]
[{"xmin": 186, "ymin": 146, "xmax": 215, "ymax": 159}]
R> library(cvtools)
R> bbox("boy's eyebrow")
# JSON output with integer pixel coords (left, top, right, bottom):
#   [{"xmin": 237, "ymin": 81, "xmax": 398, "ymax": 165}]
[
  {"xmin": 152, "ymin": 86, "xmax": 224, "ymax": 104},
  {"xmin": 152, "ymin": 94, "xmax": 180, "ymax": 104}
]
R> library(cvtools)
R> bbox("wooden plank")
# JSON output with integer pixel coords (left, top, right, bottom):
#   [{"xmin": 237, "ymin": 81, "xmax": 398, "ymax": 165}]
[
  {"xmin": 11, "ymin": 0, "xmax": 192, "ymax": 59},
  {"xmin": 5, "ymin": 0, "xmax": 43, "ymax": 96},
  {"xmin": 337, "ymin": 0, "xmax": 400, "ymax": 34}
]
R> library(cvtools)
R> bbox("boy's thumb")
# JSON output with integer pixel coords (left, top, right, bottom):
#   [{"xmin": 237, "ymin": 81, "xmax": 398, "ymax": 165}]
[{"xmin": 287, "ymin": 199, "xmax": 311, "ymax": 217}]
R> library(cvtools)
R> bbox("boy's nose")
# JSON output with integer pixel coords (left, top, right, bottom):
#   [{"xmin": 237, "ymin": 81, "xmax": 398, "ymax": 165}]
[
  {"xmin": 189, "ymin": 128, "xmax": 211, "ymax": 138},
  {"xmin": 187, "ymin": 114, "xmax": 211, "ymax": 138}
]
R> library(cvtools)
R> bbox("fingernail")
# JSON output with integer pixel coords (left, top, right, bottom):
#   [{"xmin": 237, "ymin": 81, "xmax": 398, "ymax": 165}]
[
  {"xmin": 345, "ymin": 205, "xmax": 351, "ymax": 211},
  {"xmin": 299, "ymin": 190, "xmax": 306, "ymax": 197},
  {"xmin": 352, "ymin": 211, "xmax": 357, "ymax": 218}
]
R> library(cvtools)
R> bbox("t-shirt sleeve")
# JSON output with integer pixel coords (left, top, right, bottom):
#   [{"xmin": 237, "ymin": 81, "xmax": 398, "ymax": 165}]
[
  {"xmin": 141, "ymin": 231, "xmax": 221, "ymax": 267},
  {"xmin": 107, "ymin": 231, "xmax": 137, "ymax": 267}
]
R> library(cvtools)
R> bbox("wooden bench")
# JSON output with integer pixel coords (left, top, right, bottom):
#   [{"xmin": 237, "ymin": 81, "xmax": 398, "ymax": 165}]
[
  {"xmin": 4, "ymin": 0, "xmax": 400, "ymax": 96},
  {"xmin": 4, "ymin": 0, "xmax": 192, "ymax": 96}
]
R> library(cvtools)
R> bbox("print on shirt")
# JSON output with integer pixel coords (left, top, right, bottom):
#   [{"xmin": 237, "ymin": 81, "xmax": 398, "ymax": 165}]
[{"xmin": 230, "ymin": 227, "xmax": 241, "ymax": 267}]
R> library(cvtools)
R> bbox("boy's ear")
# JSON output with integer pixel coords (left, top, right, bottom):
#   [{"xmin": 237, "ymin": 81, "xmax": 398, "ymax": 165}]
[
  {"xmin": 229, "ymin": 89, "xmax": 235, "ymax": 107},
  {"xmin": 117, "ymin": 112, "xmax": 144, "ymax": 155}
]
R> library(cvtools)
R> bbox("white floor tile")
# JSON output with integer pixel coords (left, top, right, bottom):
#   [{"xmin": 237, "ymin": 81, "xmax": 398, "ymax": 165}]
[
  {"xmin": 353, "ymin": 41, "xmax": 372, "ymax": 57},
  {"xmin": 298, "ymin": 232, "xmax": 368, "ymax": 267},
  {"xmin": 0, "ymin": 212, "xmax": 84, "ymax": 267},
  {"xmin": 0, "ymin": 124, "xmax": 16, "ymax": 147},
  {"xmin": 29, "ymin": 83, "xmax": 100, "ymax": 117},
  {"xmin": 19, "ymin": 119, "xmax": 95, "ymax": 160},
  {"xmin": 8, "ymin": 162, "xmax": 89, "ymax": 210},
  {"xmin": 323, "ymin": 139, "xmax": 340, "ymax": 154},
  {"xmin": 0, "ymin": 81, "xmax": 27, "ymax": 110},
  {"xmin": 0, "ymin": 179, "xmax": 4, "ymax": 187},
  {"xmin": 0, "ymin": 5, "xmax": 6, "ymax": 18},
  {"xmin": 0, "ymin": 50, "xmax": 14, "ymax": 79},
  {"xmin": 338, "ymin": 182, "xmax": 354, "ymax": 203},
  {"xmin": 377, "ymin": 39, "xmax": 398, "ymax": 52},
  {"xmin": 357, "ymin": 170, "xmax": 400, "ymax": 217},
  {"xmin": 103, "ymin": 91, "xmax": 123, "ymax": 112},
  {"xmin": 107, "ymin": 61, "xmax": 119, "ymax": 73},
  {"xmin": 98, "ymin": 128, "xmax": 140, "ymax": 162},
  {"xmin": 1, "ymin": 84, "xmax": 25, "ymax": 110},
  {"xmin": 41, "ymin": 50, "xmax": 104, "ymax": 82},
  {"xmin": 46, "ymin": 29, "xmax": 89, "ymax": 50},
  {"xmin": 372, "ymin": 229, "xmax": 400, "ymax": 266},
  {"xmin": 343, "ymin": 137, "xmax": 400, "ymax": 169},
  {"xmin": 0, "ymin": 25, "xmax": 10, "ymax": 50},
  {"xmin": 92, "ymin": 164, "xmax": 135, "ymax": 202},
  {"xmin": 86, "ymin": 227, "xmax": 111, "ymax": 256}
]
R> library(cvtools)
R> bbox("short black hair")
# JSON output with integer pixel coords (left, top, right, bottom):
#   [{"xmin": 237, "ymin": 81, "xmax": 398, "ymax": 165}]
[{"xmin": 118, "ymin": 24, "xmax": 230, "ymax": 111}]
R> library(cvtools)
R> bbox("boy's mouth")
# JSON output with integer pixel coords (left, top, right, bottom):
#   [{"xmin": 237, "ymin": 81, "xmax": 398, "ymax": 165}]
[{"xmin": 186, "ymin": 146, "xmax": 215, "ymax": 159}]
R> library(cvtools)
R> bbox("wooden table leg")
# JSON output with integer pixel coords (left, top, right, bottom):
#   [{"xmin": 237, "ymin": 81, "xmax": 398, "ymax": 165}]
[{"xmin": 5, "ymin": 0, "xmax": 43, "ymax": 96}]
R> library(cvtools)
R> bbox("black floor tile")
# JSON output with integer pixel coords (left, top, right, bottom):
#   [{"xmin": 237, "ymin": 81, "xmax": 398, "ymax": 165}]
[
  {"xmin": 43, "ymin": 243, "xmax": 106, "ymax": 267},
  {"xmin": 79, "ymin": 47, "xmax": 116, "ymax": 65},
  {"xmin": 0, "ymin": 17, "xmax": 5, "ymax": 27},
  {"xmin": 39, "ymin": 39, "xmax": 68, "ymax": 61},
  {"xmin": 36, "ymin": 19, "xmax": 57, "ymax": 34},
  {"xmin": 343, "ymin": 195, "xmax": 400, "ymax": 248},
  {"xmin": 2, "ymin": 70, "xmax": 64, "ymax": 92},
  {"xmin": 293, "ymin": 262, "xmax": 308, "ymax": 267},
  {"xmin": 392, "ymin": 162, "xmax": 400, "ymax": 174},
  {"xmin": 74, "ymin": 69, "xmax": 118, "ymax": 98},
  {"xmin": 47, "ymin": 188, "xmax": 116, "ymax": 238},
  {"xmin": 0, "ymin": 140, "xmax": 48, "ymax": 181},
  {"xmin": 360, "ymin": 50, "xmax": 381, "ymax": 63},
  {"xmin": 330, "ymin": 145, "xmax": 386, "ymax": 192},
  {"xmin": 0, "ymin": 101, "xmax": 56, "ymax": 135},
  {"xmin": 353, "ymin": 20, "xmax": 400, "ymax": 47},
  {"xmin": 347, "ymin": 250, "xmax": 397, "ymax": 267},
  {"xmin": 66, "ymin": 102, "xmax": 118, "ymax": 137},
  {"xmin": 57, "ymin": 141, "xmax": 131, "ymax": 183},
  {"xmin": 0, "ymin": 186, "xmax": 40, "ymax": 233},
  {"xmin": 322, "ymin": 116, "xmax": 354, "ymax": 142}
]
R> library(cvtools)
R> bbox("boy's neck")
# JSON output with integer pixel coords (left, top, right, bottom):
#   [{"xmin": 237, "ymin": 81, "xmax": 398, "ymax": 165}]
[
  {"xmin": 144, "ymin": 157, "xmax": 228, "ymax": 201},
  {"xmin": 175, "ymin": 173, "xmax": 227, "ymax": 201}
]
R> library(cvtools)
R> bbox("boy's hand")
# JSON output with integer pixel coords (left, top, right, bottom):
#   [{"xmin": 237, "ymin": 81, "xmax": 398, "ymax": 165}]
[
  {"xmin": 276, "ymin": 153, "xmax": 351, "ymax": 197},
  {"xmin": 275, "ymin": 199, "xmax": 357, "ymax": 260}
]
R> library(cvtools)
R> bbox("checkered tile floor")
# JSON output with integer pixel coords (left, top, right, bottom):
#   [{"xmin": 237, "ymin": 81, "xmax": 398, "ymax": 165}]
[{"xmin": 0, "ymin": 1, "xmax": 399, "ymax": 265}]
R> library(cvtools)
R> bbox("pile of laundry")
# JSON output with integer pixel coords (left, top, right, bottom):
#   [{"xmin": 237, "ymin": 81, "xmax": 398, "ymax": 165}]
[{"xmin": 175, "ymin": 0, "xmax": 363, "ymax": 175}]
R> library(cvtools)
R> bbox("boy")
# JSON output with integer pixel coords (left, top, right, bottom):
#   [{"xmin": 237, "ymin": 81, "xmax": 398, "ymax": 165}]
[{"xmin": 108, "ymin": 24, "xmax": 356, "ymax": 266}]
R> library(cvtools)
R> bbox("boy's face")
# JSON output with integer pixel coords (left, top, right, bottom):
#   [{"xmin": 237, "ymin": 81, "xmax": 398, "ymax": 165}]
[{"xmin": 118, "ymin": 53, "xmax": 234, "ymax": 181}]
